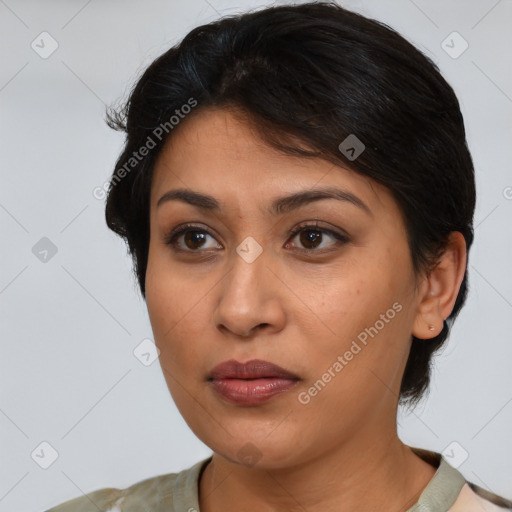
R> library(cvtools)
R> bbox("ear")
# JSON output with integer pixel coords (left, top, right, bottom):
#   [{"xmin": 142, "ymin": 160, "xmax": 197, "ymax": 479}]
[{"xmin": 412, "ymin": 231, "xmax": 467, "ymax": 340}]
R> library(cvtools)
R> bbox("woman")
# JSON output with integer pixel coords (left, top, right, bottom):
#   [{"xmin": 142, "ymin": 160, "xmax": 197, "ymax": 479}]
[{"xmin": 45, "ymin": 2, "xmax": 511, "ymax": 511}]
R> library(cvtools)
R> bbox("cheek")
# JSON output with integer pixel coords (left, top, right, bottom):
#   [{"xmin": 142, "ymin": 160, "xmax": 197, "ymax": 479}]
[
  {"xmin": 145, "ymin": 262, "xmax": 212, "ymax": 416},
  {"xmin": 145, "ymin": 251, "xmax": 205, "ymax": 367},
  {"xmin": 303, "ymin": 267, "xmax": 397, "ymax": 342},
  {"xmin": 299, "ymin": 261, "xmax": 410, "ymax": 389},
  {"xmin": 146, "ymin": 242, "xmax": 205, "ymax": 333}
]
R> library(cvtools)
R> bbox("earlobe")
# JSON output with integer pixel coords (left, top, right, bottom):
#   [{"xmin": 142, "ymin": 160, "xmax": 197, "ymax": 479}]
[{"xmin": 411, "ymin": 232, "xmax": 467, "ymax": 340}]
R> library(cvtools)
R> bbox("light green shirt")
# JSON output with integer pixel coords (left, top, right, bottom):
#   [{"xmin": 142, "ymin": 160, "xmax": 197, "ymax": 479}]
[{"xmin": 44, "ymin": 447, "xmax": 512, "ymax": 511}]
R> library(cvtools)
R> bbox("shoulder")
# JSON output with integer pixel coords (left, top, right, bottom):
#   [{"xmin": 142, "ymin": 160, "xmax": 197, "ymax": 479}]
[
  {"xmin": 450, "ymin": 482, "xmax": 512, "ymax": 511},
  {"xmin": 408, "ymin": 446, "xmax": 511, "ymax": 512},
  {"xmin": 43, "ymin": 471, "xmax": 181, "ymax": 512},
  {"xmin": 43, "ymin": 456, "xmax": 213, "ymax": 512}
]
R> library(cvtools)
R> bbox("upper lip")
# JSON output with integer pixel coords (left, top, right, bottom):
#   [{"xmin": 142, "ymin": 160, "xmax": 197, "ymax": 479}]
[{"xmin": 208, "ymin": 359, "xmax": 300, "ymax": 380}]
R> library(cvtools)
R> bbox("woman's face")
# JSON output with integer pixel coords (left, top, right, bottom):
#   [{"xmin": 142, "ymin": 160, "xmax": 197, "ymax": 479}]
[{"xmin": 145, "ymin": 107, "xmax": 426, "ymax": 468}]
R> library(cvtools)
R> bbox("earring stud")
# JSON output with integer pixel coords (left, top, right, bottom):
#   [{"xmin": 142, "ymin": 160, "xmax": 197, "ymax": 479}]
[{"xmin": 428, "ymin": 324, "xmax": 435, "ymax": 331}]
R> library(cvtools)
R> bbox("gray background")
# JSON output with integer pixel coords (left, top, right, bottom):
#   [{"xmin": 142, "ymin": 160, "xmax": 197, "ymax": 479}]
[{"xmin": 1, "ymin": 1, "xmax": 511, "ymax": 511}]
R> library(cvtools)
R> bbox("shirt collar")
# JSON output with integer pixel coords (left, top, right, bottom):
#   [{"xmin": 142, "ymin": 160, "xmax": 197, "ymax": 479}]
[
  {"xmin": 406, "ymin": 446, "xmax": 467, "ymax": 512},
  {"xmin": 172, "ymin": 448, "xmax": 466, "ymax": 512}
]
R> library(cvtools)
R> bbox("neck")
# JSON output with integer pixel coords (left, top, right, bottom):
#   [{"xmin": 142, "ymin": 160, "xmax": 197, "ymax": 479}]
[{"xmin": 199, "ymin": 431, "xmax": 437, "ymax": 512}]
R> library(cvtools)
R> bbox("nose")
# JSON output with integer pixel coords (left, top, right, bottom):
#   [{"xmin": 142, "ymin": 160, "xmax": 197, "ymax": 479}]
[{"xmin": 212, "ymin": 246, "xmax": 286, "ymax": 339}]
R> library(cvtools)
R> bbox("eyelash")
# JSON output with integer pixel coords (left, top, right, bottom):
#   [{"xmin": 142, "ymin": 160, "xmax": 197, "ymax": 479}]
[{"xmin": 164, "ymin": 221, "xmax": 349, "ymax": 255}]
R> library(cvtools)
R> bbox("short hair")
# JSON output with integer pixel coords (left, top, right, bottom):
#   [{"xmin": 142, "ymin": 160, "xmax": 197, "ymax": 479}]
[{"xmin": 104, "ymin": 1, "xmax": 476, "ymax": 408}]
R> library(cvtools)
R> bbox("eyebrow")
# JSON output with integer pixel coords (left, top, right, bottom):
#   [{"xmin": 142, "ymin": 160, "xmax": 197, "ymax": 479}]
[{"xmin": 156, "ymin": 186, "xmax": 372, "ymax": 216}]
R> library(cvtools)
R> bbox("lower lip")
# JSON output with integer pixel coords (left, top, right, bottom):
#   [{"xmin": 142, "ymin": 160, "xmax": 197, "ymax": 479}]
[{"xmin": 209, "ymin": 378, "xmax": 299, "ymax": 405}]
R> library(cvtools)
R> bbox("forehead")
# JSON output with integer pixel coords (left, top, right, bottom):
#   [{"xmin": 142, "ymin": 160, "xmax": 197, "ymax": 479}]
[{"xmin": 150, "ymin": 108, "xmax": 392, "ymax": 216}]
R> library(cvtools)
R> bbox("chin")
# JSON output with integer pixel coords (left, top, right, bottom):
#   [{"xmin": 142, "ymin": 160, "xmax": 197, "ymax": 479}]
[{"xmin": 200, "ymin": 426, "xmax": 308, "ymax": 470}]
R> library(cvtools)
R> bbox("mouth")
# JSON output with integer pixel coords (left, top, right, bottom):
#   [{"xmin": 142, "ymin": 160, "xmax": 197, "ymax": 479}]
[
  {"xmin": 207, "ymin": 359, "xmax": 301, "ymax": 406},
  {"xmin": 208, "ymin": 358, "xmax": 300, "ymax": 380}
]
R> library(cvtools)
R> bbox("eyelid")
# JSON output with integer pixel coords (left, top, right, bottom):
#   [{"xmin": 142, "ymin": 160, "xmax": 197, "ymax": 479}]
[
  {"xmin": 165, "ymin": 222, "xmax": 217, "ymax": 241},
  {"xmin": 285, "ymin": 221, "xmax": 349, "ymax": 252},
  {"xmin": 163, "ymin": 222, "xmax": 222, "ymax": 249},
  {"xmin": 286, "ymin": 220, "xmax": 349, "ymax": 240}
]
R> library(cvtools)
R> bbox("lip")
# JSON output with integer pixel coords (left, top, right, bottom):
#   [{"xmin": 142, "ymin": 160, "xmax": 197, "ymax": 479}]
[
  {"xmin": 208, "ymin": 359, "xmax": 300, "ymax": 380},
  {"xmin": 208, "ymin": 359, "xmax": 300, "ymax": 406}
]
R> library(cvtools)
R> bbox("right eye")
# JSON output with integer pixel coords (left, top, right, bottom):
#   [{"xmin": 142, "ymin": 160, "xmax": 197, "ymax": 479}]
[{"xmin": 164, "ymin": 224, "xmax": 223, "ymax": 252}]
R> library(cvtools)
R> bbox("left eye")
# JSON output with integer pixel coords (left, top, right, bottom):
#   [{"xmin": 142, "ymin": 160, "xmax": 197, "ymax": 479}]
[{"xmin": 285, "ymin": 225, "xmax": 348, "ymax": 252}]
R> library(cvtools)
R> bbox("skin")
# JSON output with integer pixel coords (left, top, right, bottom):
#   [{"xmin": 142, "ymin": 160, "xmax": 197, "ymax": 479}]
[{"xmin": 145, "ymin": 107, "xmax": 467, "ymax": 512}]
